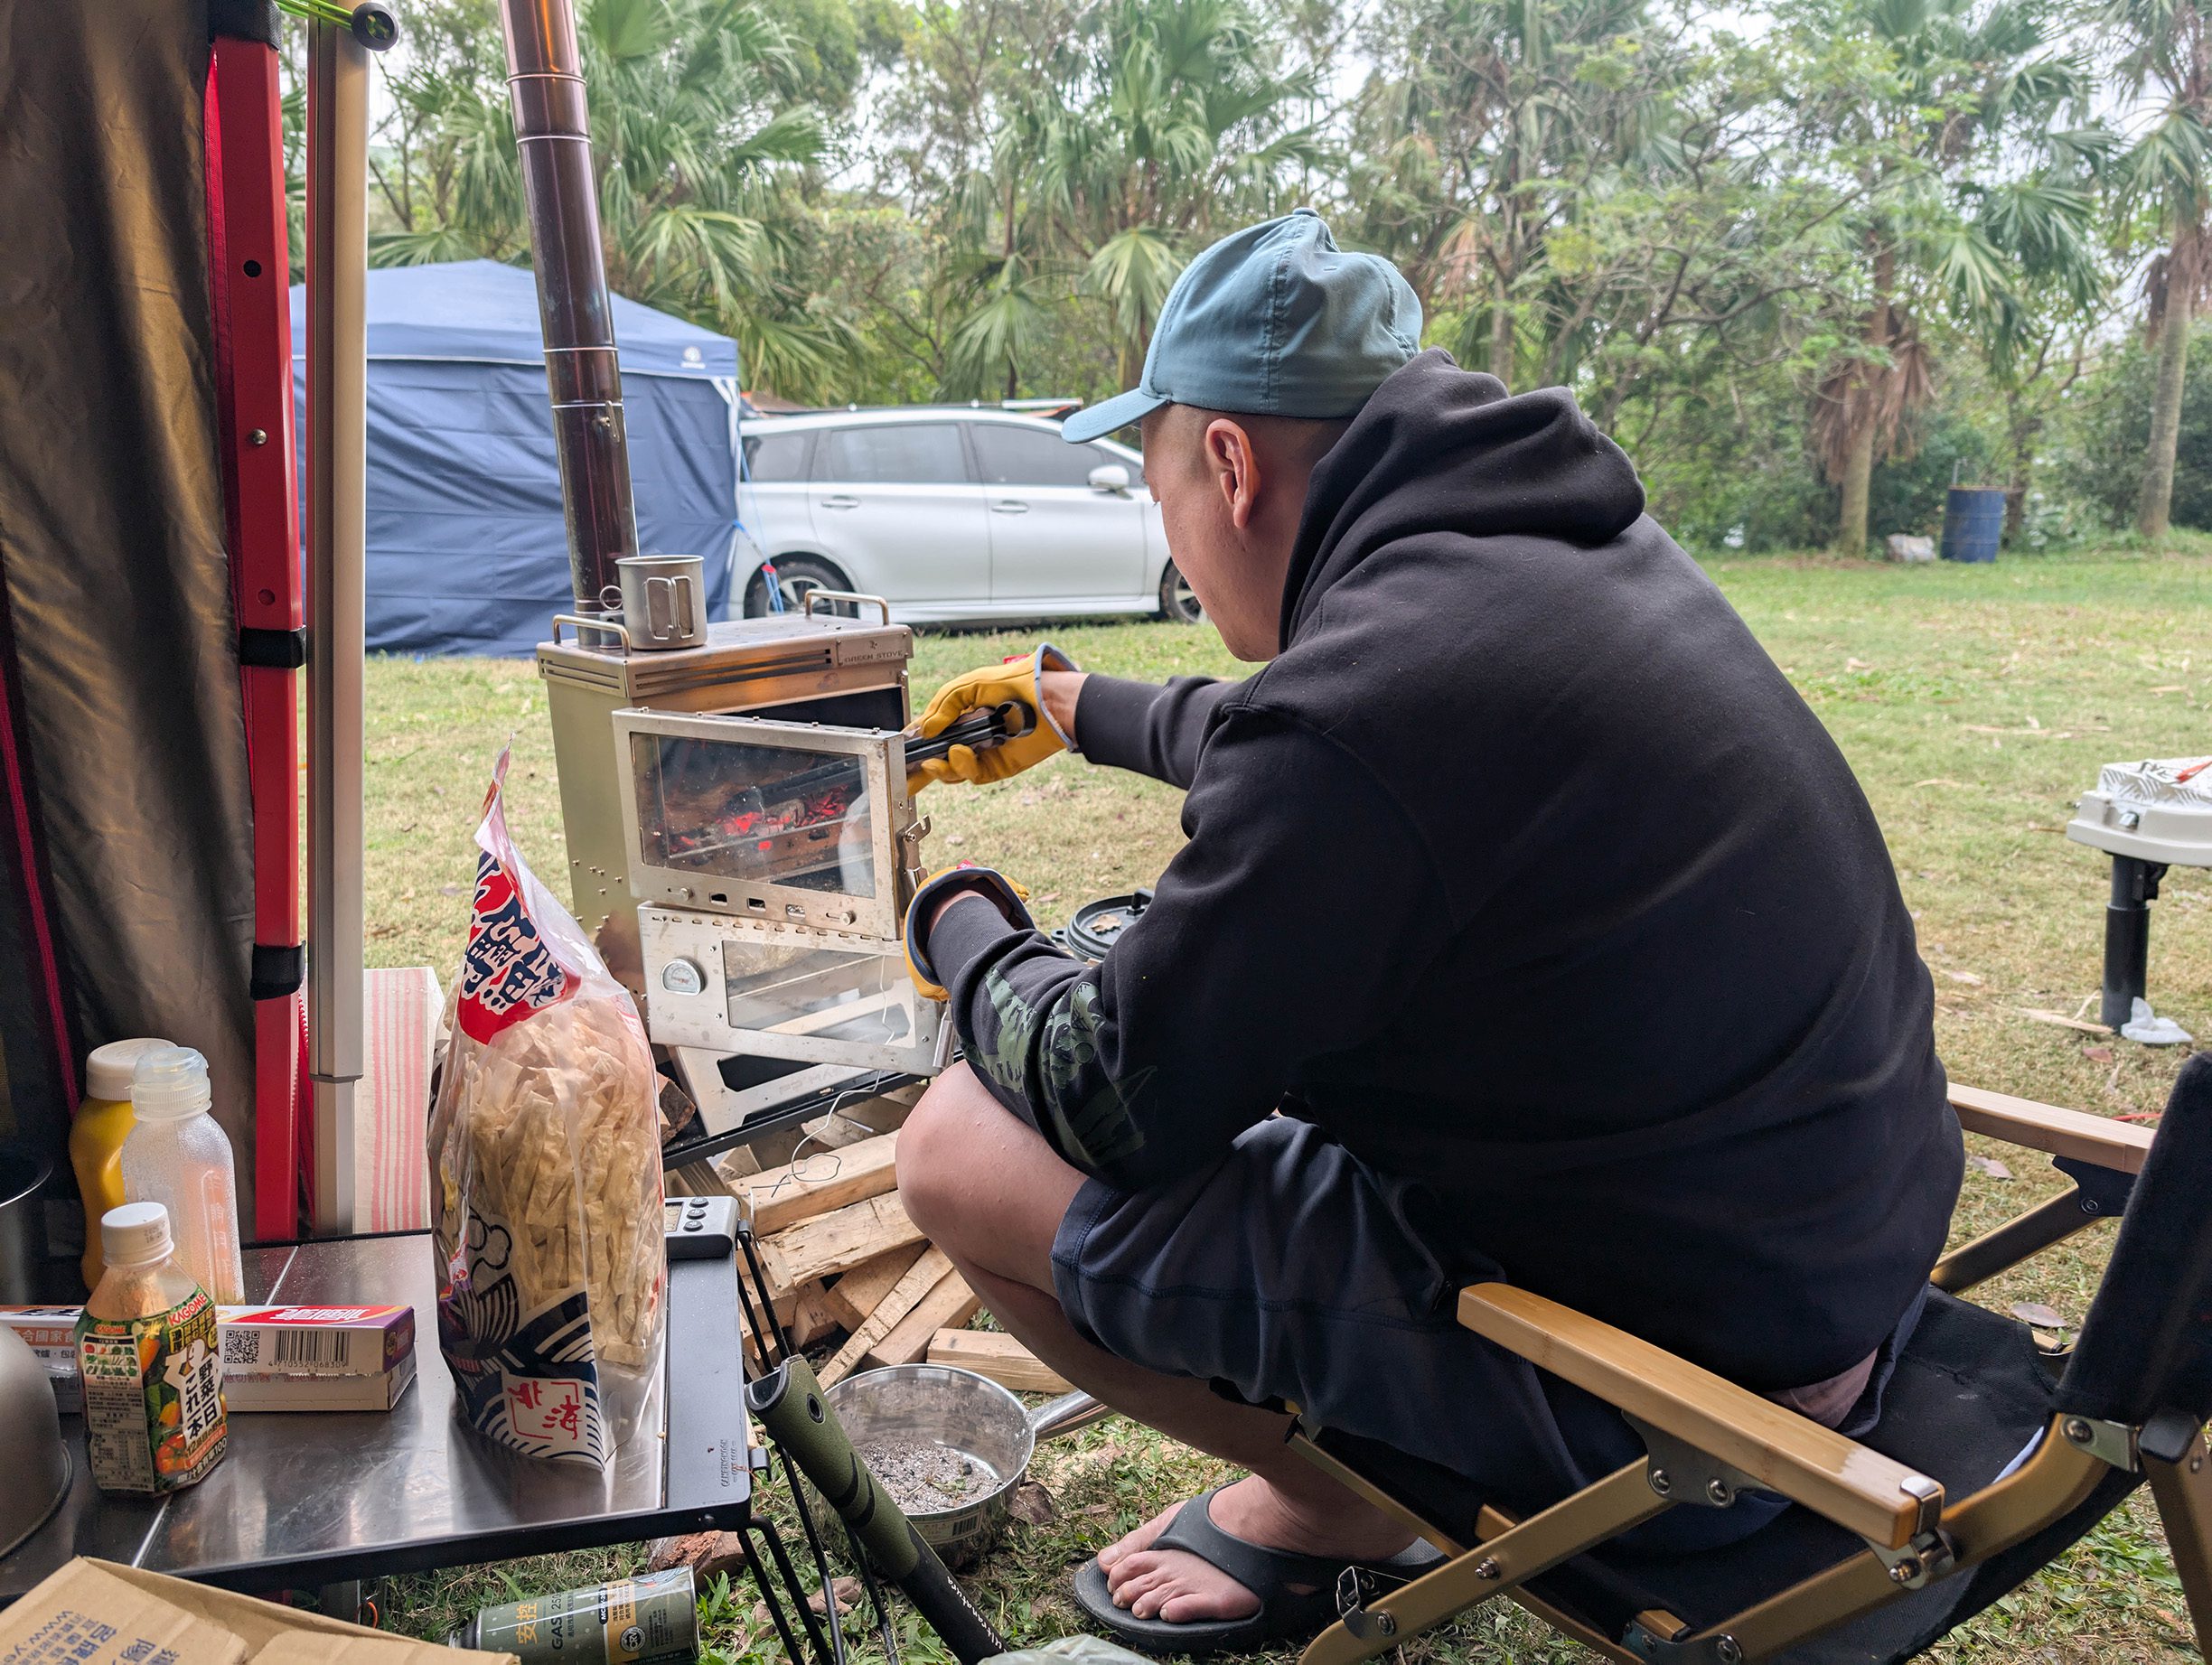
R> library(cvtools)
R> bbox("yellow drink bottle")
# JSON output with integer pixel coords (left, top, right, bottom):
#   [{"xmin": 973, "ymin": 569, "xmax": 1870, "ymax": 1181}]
[{"xmin": 69, "ymin": 1038, "xmax": 170, "ymax": 1290}]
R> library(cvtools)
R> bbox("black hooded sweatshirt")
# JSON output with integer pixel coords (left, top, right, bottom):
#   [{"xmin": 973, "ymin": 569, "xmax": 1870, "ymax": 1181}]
[{"xmin": 923, "ymin": 351, "xmax": 1962, "ymax": 1392}]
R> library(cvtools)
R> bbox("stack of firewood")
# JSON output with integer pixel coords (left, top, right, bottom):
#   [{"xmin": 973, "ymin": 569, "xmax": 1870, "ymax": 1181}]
[
  {"xmin": 669, "ymin": 1090, "xmax": 1072, "ymax": 1393},
  {"xmin": 650, "ymin": 1090, "xmax": 1075, "ymax": 1586}
]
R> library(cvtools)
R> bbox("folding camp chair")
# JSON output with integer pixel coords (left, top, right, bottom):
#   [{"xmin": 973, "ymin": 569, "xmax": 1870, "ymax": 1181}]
[{"xmin": 1282, "ymin": 1054, "xmax": 2212, "ymax": 1665}]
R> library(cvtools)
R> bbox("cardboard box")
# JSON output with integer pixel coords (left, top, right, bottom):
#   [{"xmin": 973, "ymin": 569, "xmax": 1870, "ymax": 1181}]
[
  {"xmin": 0, "ymin": 1558, "xmax": 516, "ymax": 1665},
  {"xmin": 222, "ymin": 1352, "xmax": 417, "ymax": 1414},
  {"xmin": 214, "ymin": 1306, "xmax": 414, "ymax": 1378},
  {"xmin": 0, "ymin": 1305, "xmax": 417, "ymax": 1415},
  {"xmin": 0, "ymin": 1305, "xmax": 79, "ymax": 1408}
]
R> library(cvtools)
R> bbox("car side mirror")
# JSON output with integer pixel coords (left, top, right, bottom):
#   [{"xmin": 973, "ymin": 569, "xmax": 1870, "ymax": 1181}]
[{"xmin": 1088, "ymin": 463, "xmax": 1131, "ymax": 493}]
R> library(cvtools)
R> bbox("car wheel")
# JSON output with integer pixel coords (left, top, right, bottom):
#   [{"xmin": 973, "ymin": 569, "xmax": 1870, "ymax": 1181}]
[
  {"xmin": 1158, "ymin": 561, "xmax": 1204, "ymax": 624},
  {"xmin": 745, "ymin": 555, "xmax": 852, "ymax": 618}
]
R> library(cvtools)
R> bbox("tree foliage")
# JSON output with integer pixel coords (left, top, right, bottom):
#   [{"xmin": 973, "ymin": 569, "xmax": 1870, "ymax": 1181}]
[{"xmin": 305, "ymin": 0, "xmax": 2212, "ymax": 547}]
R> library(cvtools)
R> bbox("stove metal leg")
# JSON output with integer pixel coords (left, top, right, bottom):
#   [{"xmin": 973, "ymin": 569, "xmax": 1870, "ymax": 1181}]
[
  {"xmin": 316, "ymin": 1580, "xmax": 364, "ymax": 1625},
  {"xmin": 2103, "ymin": 856, "xmax": 2169, "ymax": 1031},
  {"xmin": 741, "ymin": 1515, "xmax": 839, "ymax": 1665},
  {"xmin": 731, "ymin": 1217, "xmax": 881, "ymax": 1665}
]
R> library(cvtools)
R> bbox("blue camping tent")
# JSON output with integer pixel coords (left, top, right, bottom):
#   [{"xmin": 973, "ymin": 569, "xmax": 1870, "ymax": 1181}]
[{"xmin": 290, "ymin": 259, "xmax": 742, "ymax": 657}]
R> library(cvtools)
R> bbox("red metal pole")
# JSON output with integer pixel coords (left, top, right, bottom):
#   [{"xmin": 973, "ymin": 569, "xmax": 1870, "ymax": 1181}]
[{"xmin": 206, "ymin": 34, "xmax": 307, "ymax": 1243}]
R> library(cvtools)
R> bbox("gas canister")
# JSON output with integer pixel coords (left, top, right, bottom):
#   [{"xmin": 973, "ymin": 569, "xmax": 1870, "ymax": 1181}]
[{"xmin": 449, "ymin": 1569, "xmax": 698, "ymax": 1665}]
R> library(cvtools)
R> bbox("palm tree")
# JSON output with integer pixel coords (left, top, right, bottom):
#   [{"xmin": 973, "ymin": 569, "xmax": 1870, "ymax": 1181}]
[
  {"xmin": 1034, "ymin": 0, "xmax": 1326, "ymax": 386},
  {"xmin": 936, "ymin": 98, "xmax": 1067, "ymax": 398},
  {"xmin": 2107, "ymin": 0, "xmax": 2212, "ymax": 536},
  {"xmin": 1976, "ymin": 172, "xmax": 2123, "ymax": 531},
  {"xmin": 364, "ymin": 0, "xmax": 850, "ymax": 399},
  {"xmin": 1801, "ymin": 0, "xmax": 2099, "ymax": 555}
]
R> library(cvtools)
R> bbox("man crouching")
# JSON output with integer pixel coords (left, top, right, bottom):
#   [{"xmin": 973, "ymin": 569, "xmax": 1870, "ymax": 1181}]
[{"xmin": 892, "ymin": 210, "xmax": 1960, "ymax": 1656}]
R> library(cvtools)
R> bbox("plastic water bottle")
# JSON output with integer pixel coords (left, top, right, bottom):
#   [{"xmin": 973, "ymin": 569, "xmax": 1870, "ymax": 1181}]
[{"xmin": 119, "ymin": 1047, "xmax": 246, "ymax": 1303}]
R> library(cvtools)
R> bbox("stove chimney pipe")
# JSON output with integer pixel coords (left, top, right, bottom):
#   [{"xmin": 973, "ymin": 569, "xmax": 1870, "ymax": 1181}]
[{"xmin": 498, "ymin": 0, "xmax": 637, "ymax": 622}]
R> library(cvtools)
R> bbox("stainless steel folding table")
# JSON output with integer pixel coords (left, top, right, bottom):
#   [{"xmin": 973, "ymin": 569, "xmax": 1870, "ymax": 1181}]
[{"xmin": 0, "ymin": 1232, "xmax": 762, "ymax": 1600}]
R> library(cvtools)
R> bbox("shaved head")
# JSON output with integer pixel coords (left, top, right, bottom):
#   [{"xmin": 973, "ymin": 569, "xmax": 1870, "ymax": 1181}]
[
  {"xmin": 1138, "ymin": 404, "xmax": 1353, "ymax": 659},
  {"xmin": 1144, "ymin": 404, "xmax": 1351, "ymax": 475}
]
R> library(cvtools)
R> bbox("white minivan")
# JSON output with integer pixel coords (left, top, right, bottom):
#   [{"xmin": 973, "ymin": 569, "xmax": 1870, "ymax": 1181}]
[{"xmin": 736, "ymin": 407, "xmax": 1201, "ymax": 625}]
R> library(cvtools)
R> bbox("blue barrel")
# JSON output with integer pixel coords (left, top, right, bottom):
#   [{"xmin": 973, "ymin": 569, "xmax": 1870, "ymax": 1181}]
[{"xmin": 1941, "ymin": 487, "xmax": 2006, "ymax": 563}]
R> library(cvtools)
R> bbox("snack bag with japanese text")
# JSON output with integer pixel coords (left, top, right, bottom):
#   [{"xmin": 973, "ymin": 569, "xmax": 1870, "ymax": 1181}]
[{"xmin": 428, "ymin": 751, "xmax": 667, "ymax": 1465}]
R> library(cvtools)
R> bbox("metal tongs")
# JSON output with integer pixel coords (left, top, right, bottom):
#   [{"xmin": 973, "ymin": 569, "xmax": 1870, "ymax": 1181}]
[
  {"xmin": 733, "ymin": 700, "xmax": 1042, "ymax": 827},
  {"xmin": 901, "ymin": 698, "xmax": 1037, "ymax": 776}
]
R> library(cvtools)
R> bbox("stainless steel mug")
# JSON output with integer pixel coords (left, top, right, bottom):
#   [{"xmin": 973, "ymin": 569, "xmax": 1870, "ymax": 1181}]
[
  {"xmin": 616, "ymin": 554, "xmax": 707, "ymax": 650},
  {"xmin": 0, "ymin": 1145, "xmax": 49, "ymax": 1304}
]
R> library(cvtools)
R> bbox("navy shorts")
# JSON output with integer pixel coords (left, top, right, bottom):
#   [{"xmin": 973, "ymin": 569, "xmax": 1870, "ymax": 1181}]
[{"xmin": 1050, "ymin": 1116, "xmax": 1918, "ymax": 1555}]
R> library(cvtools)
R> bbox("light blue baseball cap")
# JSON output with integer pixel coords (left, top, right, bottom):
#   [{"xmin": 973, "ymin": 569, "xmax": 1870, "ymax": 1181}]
[{"xmin": 1062, "ymin": 210, "xmax": 1423, "ymax": 444}]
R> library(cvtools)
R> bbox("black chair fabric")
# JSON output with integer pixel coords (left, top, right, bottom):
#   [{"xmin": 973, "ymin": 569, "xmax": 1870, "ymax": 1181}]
[{"xmin": 2057, "ymin": 1053, "xmax": 2212, "ymax": 1427}]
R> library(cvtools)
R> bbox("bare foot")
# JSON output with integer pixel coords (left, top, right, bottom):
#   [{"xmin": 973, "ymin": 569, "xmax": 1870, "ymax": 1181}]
[{"xmin": 1097, "ymin": 1476, "xmax": 1415, "ymax": 1624}]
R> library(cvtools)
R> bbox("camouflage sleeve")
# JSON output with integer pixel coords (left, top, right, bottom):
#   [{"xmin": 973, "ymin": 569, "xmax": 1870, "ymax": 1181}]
[{"xmin": 927, "ymin": 706, "xmax": 1450, "ymax": 1191}]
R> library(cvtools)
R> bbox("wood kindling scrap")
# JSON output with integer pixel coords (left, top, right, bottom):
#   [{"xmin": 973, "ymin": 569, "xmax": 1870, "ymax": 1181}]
[
  {"xmin": 820, "ymin": 1247, "xmax": 953, "ymax": 1384},
  {"xmin": 666, "ymin": 1159, "xmax": 727, "ymax": 1197},
  {"xmin": 787, "ymin": 1282, "xmax": 842, "ymax": 1350},
  {"xmin": 2014, "ymin": 1007, "xmax": 2114, "ymax": 1036},
  {"xmin": 927, "ymin": 1328, "xmax": 1071, "ymax": 1394},
  {"xmin": 649, "ymin": 1530, "xmax": 754, "ymax": 1584},
  {"xmin": 700, "ymin": 1091, "xmax": 1029, "ymax": 1378},
  {"xmin": 759, "ymin": 1191, "xmax": 923, "ymax": 1296},
  {"xmin": 801, "ymin": 1112, "xmax": 880, "ymax": 1151},
  {"xmin": 738, "ymin": 1131, "xmax": 899, "ymax": 1235},
  {"xmin": 816, "ymin": 1090, "xmax": 915, "ymax": 1140},
  {"xmin": 709, "ymin": 1143, "xmax": 764, "ymax": 1185},
  {"xmin": 821, "ymin": 1244, "xmax": 925, "ymax": 1332},
  {"xmin": 736, "ymin": 1281, "xmax": 801, "ymax": 1333},
  {"xmin": 867, "ymin": 1270, "xmax": 980, "ymax": 1370}
]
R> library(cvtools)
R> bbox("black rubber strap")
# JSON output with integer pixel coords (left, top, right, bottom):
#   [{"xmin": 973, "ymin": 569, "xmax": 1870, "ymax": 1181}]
[
  {"xmin": 209, "ymin": 0, "xmax": 281, "ymax": 45},
  {"xmin": 902, "ymin": 865, "xmax": 1038, "ymax": 987},
  {"xmin": 1150, "ymin": 1488, "xmax": 1352, "ymax": 1594},
  {"xmin": 239, "ymin": 626, "xmax": 308, "ymax": 669},
  {"xmin": 251, "ymin": 943, "xmax": 304, "ymax": 1000}
]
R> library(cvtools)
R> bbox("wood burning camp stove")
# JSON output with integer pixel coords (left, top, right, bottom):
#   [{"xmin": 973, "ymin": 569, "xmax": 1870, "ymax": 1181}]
[{"xmin": 539, "ymin": 606, "xmax": 950, "ymax": 1139}]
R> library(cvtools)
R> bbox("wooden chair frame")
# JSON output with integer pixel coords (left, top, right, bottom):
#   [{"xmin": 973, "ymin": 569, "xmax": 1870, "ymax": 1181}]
[{"xmin": 1287, "ymin": 1086, "xmax": 2212, "ymax": 1665}]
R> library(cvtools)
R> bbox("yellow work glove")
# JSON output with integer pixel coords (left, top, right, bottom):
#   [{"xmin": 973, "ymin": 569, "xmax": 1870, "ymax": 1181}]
[
  {"xmin": 907, "ymin": 644, "xmax": 1079, "ymax": 794},
  {"xmin": 902, "ymin": 865, "xmax": 1036, "ymax": 1000}
]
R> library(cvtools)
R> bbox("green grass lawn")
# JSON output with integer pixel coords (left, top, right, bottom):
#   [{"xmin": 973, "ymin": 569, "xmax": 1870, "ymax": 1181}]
[{"xmin": 364, "ymin": 547, "xmax": 2212, "ymax": 1664}]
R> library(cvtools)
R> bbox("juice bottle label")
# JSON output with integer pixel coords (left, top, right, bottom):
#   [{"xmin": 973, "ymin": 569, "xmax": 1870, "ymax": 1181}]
[{"xmin": 76, "ymin": 1288, "xmax": 227, "ymax": 1493}]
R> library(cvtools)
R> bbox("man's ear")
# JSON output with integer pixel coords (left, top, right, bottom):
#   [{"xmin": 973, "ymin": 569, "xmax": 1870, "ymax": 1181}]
[{"xmin": 1204, "ymin": 418, "xmax": 1261, "ymax": 530}]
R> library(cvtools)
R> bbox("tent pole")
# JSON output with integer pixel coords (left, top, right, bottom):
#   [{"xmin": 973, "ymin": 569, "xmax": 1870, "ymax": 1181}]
[
  {"xmin": 305, "ymin": 17, "xmax": 368, "ymax": 1235},
  {"xmin": 497, "ymin": 0, "xmax": 640, "ymax": 628},
  {"xmin": 208, "ymin": 30, "xmax": 308, "ymax": 1241}
]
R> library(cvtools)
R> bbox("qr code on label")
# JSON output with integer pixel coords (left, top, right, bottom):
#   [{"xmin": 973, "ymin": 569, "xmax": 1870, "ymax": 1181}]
[{"xmin": 221, "ymin": 1330, "xmax": 260, "ymax": 1366}]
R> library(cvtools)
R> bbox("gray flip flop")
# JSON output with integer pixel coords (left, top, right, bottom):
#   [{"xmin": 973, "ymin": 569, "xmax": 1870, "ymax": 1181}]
[{"xmin": 1073, "ymin": 1486, "xmax": 1444, "ymax": 1658}]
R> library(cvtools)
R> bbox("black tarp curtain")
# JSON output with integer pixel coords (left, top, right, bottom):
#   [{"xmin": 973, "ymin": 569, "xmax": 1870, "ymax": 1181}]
[{"xmin": 0, "ymin": 0, "xmax": 260, "ymax": 1229}]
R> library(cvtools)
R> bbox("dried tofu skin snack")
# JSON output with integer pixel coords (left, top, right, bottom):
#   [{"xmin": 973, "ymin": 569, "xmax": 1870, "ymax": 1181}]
[{"xmin": 428, "ymin": 750, "xmax": 667, "ymax": 1465}]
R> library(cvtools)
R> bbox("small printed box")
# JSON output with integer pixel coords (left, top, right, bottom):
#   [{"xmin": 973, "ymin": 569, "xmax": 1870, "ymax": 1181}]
[
  {"xmin": 1, "ymin": 1303, "xmax": 417, "ymax": 1414},
  {"xmin": 223, "ymin": 1351, "xmax": 418, "ymax": 1413},
  {"xmin": 214, "ymin": 1305, "xmax": 415, "ymax": 1378}
]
